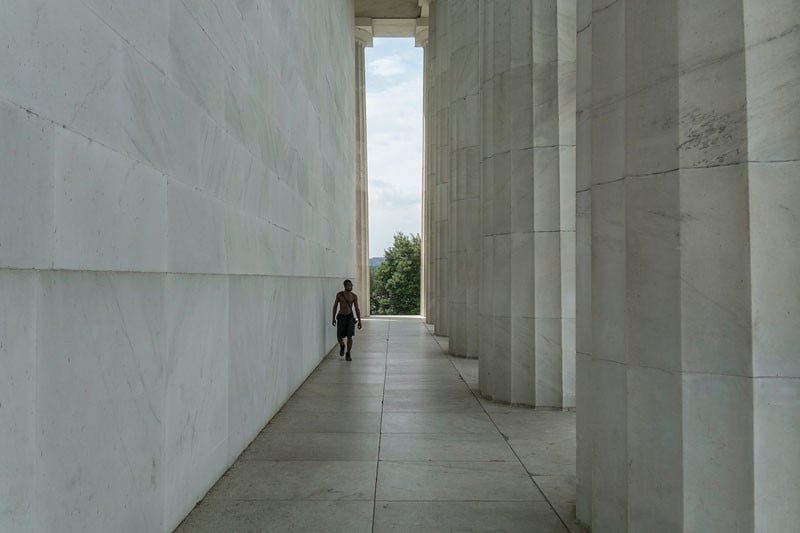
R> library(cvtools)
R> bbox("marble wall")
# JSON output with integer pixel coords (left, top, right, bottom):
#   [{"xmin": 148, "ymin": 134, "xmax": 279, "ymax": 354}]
[
  {"xmin": 0, "ymin": 1, "xmax": 356, "ymax": 531},
  {"xmin": 575, "ymin": 0, "xmax": 800, "ymax": 530}
]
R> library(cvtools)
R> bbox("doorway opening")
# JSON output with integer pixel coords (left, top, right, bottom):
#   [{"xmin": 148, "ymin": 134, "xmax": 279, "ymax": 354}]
[{"xmin": 365, "ymin": 38, "xmax": 424, "ymax": 316}]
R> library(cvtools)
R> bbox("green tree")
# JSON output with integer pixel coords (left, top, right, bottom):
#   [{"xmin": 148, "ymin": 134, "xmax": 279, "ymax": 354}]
[{"xmin": 371, "ymin": 233, "xmax": 421, "ymax": 315}]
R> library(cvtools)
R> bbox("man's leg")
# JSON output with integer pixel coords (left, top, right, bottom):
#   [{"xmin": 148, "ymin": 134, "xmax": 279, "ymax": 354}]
[
  {"xmin": 345, "ymin": 335, "xmax": 353, "ymax": 361},
  {"xmin": 338, "ymin": 337, "xmax": 345, "ymax": 357}
]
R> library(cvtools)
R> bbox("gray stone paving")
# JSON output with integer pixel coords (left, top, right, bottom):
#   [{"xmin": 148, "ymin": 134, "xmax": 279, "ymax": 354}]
[{"xmin": 175, "ymin": 317, "xmax": 587, "ymax": 533}]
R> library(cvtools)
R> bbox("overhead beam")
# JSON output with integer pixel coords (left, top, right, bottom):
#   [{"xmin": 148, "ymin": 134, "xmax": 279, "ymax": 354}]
[{"xmin": 355, "ymin": 17, "xmax": 429, "ymax": 39}]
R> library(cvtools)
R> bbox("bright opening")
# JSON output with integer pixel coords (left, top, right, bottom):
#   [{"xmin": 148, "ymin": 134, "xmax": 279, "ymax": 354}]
[{"xmin": 365, "ymin": 38, "xmax": 423, "ymax": 316}]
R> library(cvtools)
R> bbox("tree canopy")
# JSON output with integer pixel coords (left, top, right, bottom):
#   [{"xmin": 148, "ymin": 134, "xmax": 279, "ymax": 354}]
[{"xmin": 370, "ymin": 233, "xmax": 421, "ymax": 315}]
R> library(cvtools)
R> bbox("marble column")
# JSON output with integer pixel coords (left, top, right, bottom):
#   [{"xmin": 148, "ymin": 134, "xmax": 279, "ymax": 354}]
[
  {"xmin": 746, "ymin": 2, "xmax": 800, "ymax": 529},
  {"xmin": 574, "ymin": 0, "xmax": 593, "ymax": 524},
  {"xmin": 424, "ymin": 4, "xmax": 438, "ymax": 325},
  {"xmin": 415, "ymin": 32, "xmax": 432, "ymax": 323},
  {"xmin": 355, "ymin": 28, "xmax": 372, "ymax": 315},
  {"xmin": 445, "ymin": 0, "xmax": 480, "ymax": 358},
  {"xmin": 556, "ymin": 0, "xmax": 578, "ymax": 408},
  {"xmin": 575, "ymin": 0, "xmax": 800, "ymax": 530},
  {"xmin": 478, "ymin": 0, "xmax": 576, "ymax": 407},
  {"xmin": 430, "ymin": 0, "xmax": 450, "ymax": 336},
  {"xmin": 419, "ymin": 28, "xmax": 434, "ymax": 323},
  {"xmin": 477, "ymin": 0, "xmax": 513, "ymax": 400}
]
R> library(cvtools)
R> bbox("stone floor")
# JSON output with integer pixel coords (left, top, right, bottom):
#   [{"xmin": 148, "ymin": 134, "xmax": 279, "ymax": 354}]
[{"xmin": 175, "ymin": 317, "xmax": 586, "ymax": 533}]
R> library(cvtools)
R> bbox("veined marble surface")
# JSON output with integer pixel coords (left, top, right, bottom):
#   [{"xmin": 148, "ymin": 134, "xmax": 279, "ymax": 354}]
[
  {"xmin": 575, "ymin": 1, "xmax": 800, "ymax": 530},
  {"xmin": 0, "ymin": 269, "xmax": 344, "ymax": 533},
  {"xmin": 445, "ymin": 0, "xmax": 480, "ymax": 359},
  {"xmin": 0, "ymin": 0, "xmax": 355, "ymax": 278},
  {"xmin": 466, "ymin": 0, "xmax": 577, "ymax": 407},
  {"xmin": 0, "ymin": 1, "xmax": 356, "ymax": 531},
  {"xmin": 0, "ymin": 272, "xmax": 37, "ymax": 532}
]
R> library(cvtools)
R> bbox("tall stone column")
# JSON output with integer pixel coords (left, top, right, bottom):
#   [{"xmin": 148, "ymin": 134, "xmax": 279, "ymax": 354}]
[
  {"xmin": 556, "ymin": 0, "xmax": 578, "ymax": 408},
  {"xmin": 746, "ymin": 2, "xmax": 800, "ymax": 529},
  {"xmin": 478, "ymin": 0, "xmax": 576, "ymax": 406},
  {"xmin": 424, "ymin": 4, "xmax": 439, "ymax": 325},
  {"xmin": 446, "ymin": 0, "xmax": 480, "ymax": 358},
  {"xmin": 419, "ymin": 26, "xmax": 434, "ymax": 323},
  {"xmin": 355, "ymin": 28, "xmax": 372, "ymax": 315},
  {"xmin": 574, "ymin": 0, "xmax": 593, "ymax": 524},
  {"xmin": 430, "ymin": 0, "xmax": 450, "ymax": 336},
  {"xmin": 575, "ymin": 0, "xmax": 800, "ymax": 530},
  {"xmin": 479, "ymin": 0, "xmax": 525, "ymax": 403}
]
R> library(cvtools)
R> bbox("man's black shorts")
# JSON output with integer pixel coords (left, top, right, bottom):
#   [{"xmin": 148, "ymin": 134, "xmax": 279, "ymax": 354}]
[{"xmin": 337, "ymin": 313, "xmax": 356, "ymax": 338}]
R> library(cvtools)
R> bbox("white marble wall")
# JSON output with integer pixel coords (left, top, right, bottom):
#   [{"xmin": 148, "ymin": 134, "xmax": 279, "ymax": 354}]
[
  {"xmin": 575, "ymin": 0, "xmax": 800, "ymax": 530},
  {"xmin": 0, "ymin": 1, "xmax": 356, "ymax": 531}
]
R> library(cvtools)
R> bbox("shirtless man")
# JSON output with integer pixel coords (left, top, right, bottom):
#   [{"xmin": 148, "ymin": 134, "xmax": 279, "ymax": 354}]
[{"xmin": 331, "ymin": 279, "xmax": 362, "ymax": 361}]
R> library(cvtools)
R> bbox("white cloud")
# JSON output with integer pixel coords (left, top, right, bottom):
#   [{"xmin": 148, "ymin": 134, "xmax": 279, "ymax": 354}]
[
  {"xmin": 367, "ymin": 55, "xmax": 407, "ymax": 78},
  {"xmin": 370, "ymin": 179, "xmax": 420, "ymax": 210}
]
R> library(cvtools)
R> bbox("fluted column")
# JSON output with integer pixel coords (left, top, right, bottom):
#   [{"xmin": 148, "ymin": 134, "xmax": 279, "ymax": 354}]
[
  {"xmin": 424, "ymin": 3, "xmax": 439, "ymax": 325},
  {"xmin": 418, "ymin": 28, "xmax": 431, "ymax": 321},
  {"xmin": 479, "ymin": 0, "xmax": 524, "ymax": 403},
  {"xmin": 574, "ymin": 0, "xmax": 593, "ymax": 524},
  {"xmin": 556, "ymin": 0, "xmax": 578, "ymax": 408},
  {"xmin": 446, "ymin": 0, "xmax": 480, "ymax": 358},
  {"xmin": 355, "ymin": 28, "xmax": 372, "ymax": 315},
  {"xmin": 575, "ymin": 0, "xmax": 800, "ymax": 530},
  {"xmin": 478, "ymin": 0, "xmax": 576, "ymax": 407},
  {"xmin": 431, "ymin": 0, "xmax": 450, "ymax": 336},
  {"xmin": 746, "ymin": 1, "xmax": 800, "ymax": 528}
]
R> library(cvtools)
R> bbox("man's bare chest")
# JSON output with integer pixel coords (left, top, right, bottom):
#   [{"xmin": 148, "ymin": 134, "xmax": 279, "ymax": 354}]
[{"xmin": 338, "ymin": 292, "xmax": 355, "ymax": 307}]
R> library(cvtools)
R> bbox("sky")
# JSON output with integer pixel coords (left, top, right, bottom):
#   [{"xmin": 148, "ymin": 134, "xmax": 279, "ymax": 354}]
[{"xmin": 365, "ymin": 38, "xmax": 423, "ymax": 258}]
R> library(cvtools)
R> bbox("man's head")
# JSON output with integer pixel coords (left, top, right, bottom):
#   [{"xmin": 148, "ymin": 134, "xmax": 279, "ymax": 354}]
[{"xmin": 343, "ymin": 279, "xmax": 353, "ymax": 292}]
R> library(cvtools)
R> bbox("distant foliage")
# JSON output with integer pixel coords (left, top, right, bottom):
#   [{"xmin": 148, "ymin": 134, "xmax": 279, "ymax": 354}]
[{"xmin": 370, "ymin": 233, "xmax": 421, "ymax": 315}]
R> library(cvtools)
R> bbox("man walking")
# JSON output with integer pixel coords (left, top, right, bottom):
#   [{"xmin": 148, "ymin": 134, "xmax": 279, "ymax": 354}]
[{"xmin": 332, "ymin": 279, "xmax": 362, "ymax": 361}]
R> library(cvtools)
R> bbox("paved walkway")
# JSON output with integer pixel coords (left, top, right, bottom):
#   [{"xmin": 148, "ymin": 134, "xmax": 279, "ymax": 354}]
[{"xmin": 176, "ymin": 317, "xmax": 586, "ymax": 532}]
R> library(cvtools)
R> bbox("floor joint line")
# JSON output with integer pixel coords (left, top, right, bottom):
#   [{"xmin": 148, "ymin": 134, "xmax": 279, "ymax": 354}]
[
  {"xmin": 462, "ymin": 368, "xmax": 573, "ymax": 533},
  {"xmin": 370, "ymin": 318, "xmax": 390, "ymax": 533}
]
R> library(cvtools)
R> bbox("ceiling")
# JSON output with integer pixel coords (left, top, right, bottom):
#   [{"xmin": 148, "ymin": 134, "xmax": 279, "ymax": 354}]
[{"xmin": 355, "ymin": 0, "xmax": 422, "ymax": 19}]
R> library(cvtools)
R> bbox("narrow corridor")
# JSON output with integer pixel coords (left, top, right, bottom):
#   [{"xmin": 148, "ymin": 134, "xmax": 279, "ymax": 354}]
[{"xmin": 175, "ymin": 318, "xmax": 585, "ymax": 532}]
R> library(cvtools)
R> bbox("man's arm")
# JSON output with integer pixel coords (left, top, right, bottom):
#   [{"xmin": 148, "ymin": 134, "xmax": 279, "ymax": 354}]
[
  {"xmin": 354, "ymin": 295, "xmax": 362, "ymax": 329},
  {"xmin": 332, "ymin": 294, "xmax": 339, "ymax": 325}
]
